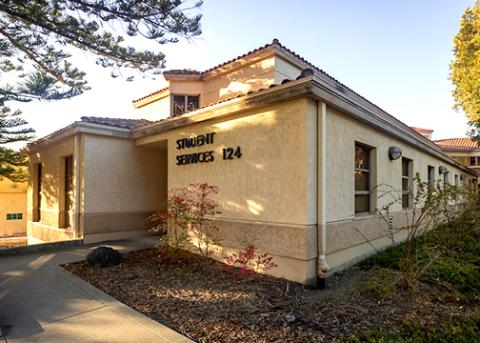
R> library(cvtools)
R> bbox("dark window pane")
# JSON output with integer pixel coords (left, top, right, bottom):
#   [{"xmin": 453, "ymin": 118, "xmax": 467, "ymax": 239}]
[
  {"xmin": 17, "ymin": 213, "xmax": 23, "ymax": 220},
  {"xmin": 355, "ymin": 194, "xmax": 370, "ymax": 213},
  {"xmin": 402, "ymin": 194, "xmax": 409, "ymax": 209},
  {"xmin": 355, "ymin": 144, "xmax": 370, "ymax": 170},
  {"xmin": 173, "ymin": 95, "xmax": 185, "ymax": 116},
  {"xmin": 428, "ymin": 166, "xmax": 434, "ymax": 183},
  {"xmin": 355, "ymin": 171, "xmax": 370, "ymax": 191},
  {"xmin": 187, "ymin": 96, "xmax": 199, "ymax": 112},
  {"xmin": 402, "ymin": 178, "xmax": 409, "ymax": 191},
  {"xmin": 65, "ymin": 156, "xmax": 74, "ymax": 228},
  {"xmin": 470, "ymin": 157, "xmax": 476, "ymax": 166},
  {"xmin": 402, "ymin": 159, "xmax": 409, "ymax": 176}
]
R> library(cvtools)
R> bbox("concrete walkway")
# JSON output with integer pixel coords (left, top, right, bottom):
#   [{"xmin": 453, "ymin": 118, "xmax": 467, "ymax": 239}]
[{"xmin": 0, "ymin": 236, "xmax": 193, "ymax": 343}]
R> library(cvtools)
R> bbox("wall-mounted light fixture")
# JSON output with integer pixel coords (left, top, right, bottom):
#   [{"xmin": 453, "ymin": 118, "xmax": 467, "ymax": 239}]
[
  {"xmin": 388, "ymin": 146, "xmax": 402, "ymax": 160},
  {"xmin": 439, "ymin": 166, "xmax": 448, "ymax": 174}
]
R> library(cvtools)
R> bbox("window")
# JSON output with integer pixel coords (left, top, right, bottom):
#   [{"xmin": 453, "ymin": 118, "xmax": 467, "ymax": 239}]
[
  {"xmin": 470, "ymin": 157, "xmax": 477, "ymax": 166},
  {"xmin": 443, "ymin": 171, "xmax": 449, "ymax": 187},
  {"xmin": 6, "ymin": 213, "xmax": 22, "ymax": 220},
  {"xmin": 172, "ymin": 95, "xmax": 200, "ymax": 116},
  {"xmin": 455, "ymin": 174, "xmax": 459, "ymax": 187},
  {"xmin": 428, "ymin": 166, "xmax": 435, "ymax": 187},
  {"xmin": 402, "ymin": 158, "xmax": 412, "ymax": 209},
  {"xmin": 64, "ymin": 156, "xmax": 74, "ymax": 228},
  {"xmin": 33, "ymin": 163, "xmax": 42, "ymax": 222},
  {"xmin": 355, "ymin": 143, "xmax": 371, "ymax": 214}
]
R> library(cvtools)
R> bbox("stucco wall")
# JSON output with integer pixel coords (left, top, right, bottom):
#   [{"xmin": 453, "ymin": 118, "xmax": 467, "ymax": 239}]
[
  {"xmin": 134, "ymin": 56, "xmax": 277, "ymax": 121},
  {"xmin": 134, "ymin": 95, "xmax": 171, "ymax": 122},
  {"xmin": 169, "ymin": 81, "xmax": 204, "ymax": 101},
  {"xmin": 27, "ymin": 135, "xmax": 77, "ymax": 242},
  {"xmin": 82, "ymin": 134, "xmax": 167, "ymax": 239},
  {"xmin": 0, "ymin": 191, "xmax": 27, "ymax": 237},
  {"xmin": 443, "ymin": 151, "xmax": 480, "ymax": 173},
  {"xmin": 326, "ymin": 108, "xmax": 471, "ymax": 221},
  {"xmin": 324, "ymin": 107, "xmax": 475, "ymax": 271},
  {"xmin": 137, "ymin": 97, "xmax": 317, "ymax": 284},
  {"xmin": 138, "ymin": 97, "xmax": 315, "ymax": 225},
  {"xmin": 203, "ymin": 56, "xmax": 276, "ymax": 105}
]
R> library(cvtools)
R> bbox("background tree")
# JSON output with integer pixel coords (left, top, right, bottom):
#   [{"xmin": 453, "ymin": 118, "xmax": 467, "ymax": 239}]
[
  {"xmin": 450, "ymin": 0, "xmax": 480, "ymax": 139},
  {"xmin": 0, "ymin": 0, "xmax": 202, "ymax": 181}
]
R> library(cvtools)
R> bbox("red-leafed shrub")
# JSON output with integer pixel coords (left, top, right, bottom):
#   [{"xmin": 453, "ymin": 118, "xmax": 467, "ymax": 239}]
[
  {"xmin": 150, "ymin": 183, "xmax": 221, "ymax": 256},
  {"xmin": 224, "ymin": 244, "xmax": 278, "ymax": 276}
]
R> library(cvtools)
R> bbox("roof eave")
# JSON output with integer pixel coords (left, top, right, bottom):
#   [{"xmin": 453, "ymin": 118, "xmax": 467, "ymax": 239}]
[
  {"xmin": 163, "ymin": 74, "xmax": 201, "ymax": 81},
  {"xmin": 134, "ymin": 76, "xmax": 476, "ymax": 177},
  {"xmin": 132, "ymin": 87, "xmax": 170, "ymax": 108},
  {"xmin": 28, "ymin": 122, "xmax": 132, "ymax": 152}
]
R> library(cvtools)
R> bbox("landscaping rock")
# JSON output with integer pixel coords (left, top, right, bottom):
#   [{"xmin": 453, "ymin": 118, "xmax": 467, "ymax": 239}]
[
  {"xmin": 86, "ymin": 246, "xmax": 121, "ymax": 268},
  {"xmin": 285, "ymin": 314, "xmax": 297, "ymax": 325}
]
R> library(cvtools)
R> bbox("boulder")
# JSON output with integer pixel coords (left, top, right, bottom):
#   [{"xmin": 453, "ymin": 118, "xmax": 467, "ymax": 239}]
[{"xmin": 86, "ymin": 246, "xmax": 121, "ymax": 268}]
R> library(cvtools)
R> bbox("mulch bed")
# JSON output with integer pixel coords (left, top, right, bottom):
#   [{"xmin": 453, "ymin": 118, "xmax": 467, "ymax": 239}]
[{"xmin": 64, "ymin": 248, "xmax": 476, "ymax": 342}]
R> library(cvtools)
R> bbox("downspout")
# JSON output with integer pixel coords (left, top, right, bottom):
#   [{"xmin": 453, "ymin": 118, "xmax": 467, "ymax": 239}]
[
  {"xmin": 317, "ymin": 101, "xmax": 329, "ymax": 288},
  {"xmin": 74, "ymin": 133, "xmax": 82, "ymax": 239}
]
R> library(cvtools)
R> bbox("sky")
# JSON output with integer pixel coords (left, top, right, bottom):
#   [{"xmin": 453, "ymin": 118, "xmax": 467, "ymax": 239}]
[{"xmin": 10, "ymin": 0, "xmax": 476, "ymax": 148}]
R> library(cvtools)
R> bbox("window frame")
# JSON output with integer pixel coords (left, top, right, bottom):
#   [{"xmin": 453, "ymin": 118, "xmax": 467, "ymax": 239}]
[
  {"xmin": 401, "ymin": 157, "xmax": 412, "ymax": 210},
  {"xmin": 63, "ymin": 155, "xmax": 74, "ymax": 228},
  {"xmin": 171, "ymin": 94, "xmax": 200, "ymax": 116},
  {"xmin": 33, "ymin": 163, "xmax": 42, "ymax": 222},
  {"xmin": 354, "ymin": 142, "xmax": 373, "ymax": 215},
  {"xmin": 6, "ymin": 213, "xmax": 23, "ymax": 220}
]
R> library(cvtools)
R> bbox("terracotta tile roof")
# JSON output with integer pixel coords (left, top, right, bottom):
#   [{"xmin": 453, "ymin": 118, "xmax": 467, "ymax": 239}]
[
  {"xmin": 434, "ymin": 137, "xmax": 480, "ymax": 151},
  {"xmin": 132, "ymin": 86, "xmax": 169, "ymax": 105},
  {"xmin": 163, "ymin": 69, "xmax": 201, "ymax": 75},
  {"xmin": 128, "ymin": 39, "xmax": 462, "ymax": 160},
  {"xmin": 81, "ymin": 116, "xmax": 153, "ymax": 130},
  {"xmin": 132, "ymin": 39, "xmax": 422, "ymax": 132}
]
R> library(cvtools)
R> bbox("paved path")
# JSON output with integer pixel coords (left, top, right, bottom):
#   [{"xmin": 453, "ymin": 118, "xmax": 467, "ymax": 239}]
[{"xmin": 0, "ymin": 236, "xmax": 193, "ymax": 343}]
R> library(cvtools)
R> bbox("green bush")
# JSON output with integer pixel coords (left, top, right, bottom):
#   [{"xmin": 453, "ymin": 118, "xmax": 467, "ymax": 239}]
[
  {"xmin": 428, "ymin": 256, "xmax": 480, "ymax": 301},
  {"xmin": 361, "ymin": 214, "xmax": 480, "ymax": 301},
  {"xmin": 360, "ymin": 245, "xmax": 403, "ymax": 270},
  {"xmin": 362, "ymin": 267, "xmax": 401, "ymax": 300},
  {"xmin": 343, "ymin": 315, "xmax": 480, "ymax": 342}
]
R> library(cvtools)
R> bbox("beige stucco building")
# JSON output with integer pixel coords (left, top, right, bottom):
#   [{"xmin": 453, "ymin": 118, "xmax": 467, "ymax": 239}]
[
  {"xmin": 434, "ymin": 137, "xmax": 480, "ymax": 176},
  {"xmin": 0, "ymin": 179, "xmax": 27, "ymax": 238},
  {"xmin": 27, "ymin": 40, "xmax": 477, "ymax": 286}
]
